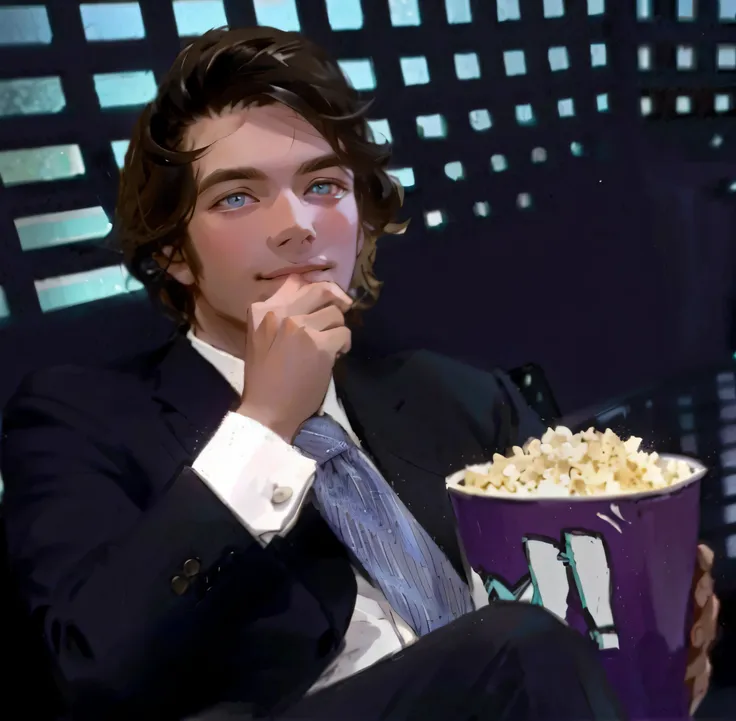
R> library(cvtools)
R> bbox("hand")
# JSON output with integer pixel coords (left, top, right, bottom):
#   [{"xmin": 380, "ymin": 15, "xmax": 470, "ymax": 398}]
[
  {"xmin": 686, "ymin": 544, "xmax": 720, "ymax": 716},
  {"xmin": 238, "ymin": 275, "xmax": 353, "ymax": 442}
]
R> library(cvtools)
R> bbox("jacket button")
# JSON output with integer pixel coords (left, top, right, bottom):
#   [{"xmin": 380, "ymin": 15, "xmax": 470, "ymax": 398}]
[
  {"xmin": 183, "ymin": 558, "xmax": 201, "ymax": 578},
  {"xmin": 271, "ymin": 486, "xmax": 293, "ymax": 504},
  {"xmin": 171, "ymin": 575, "xmax": 189, "ymax": 596}
]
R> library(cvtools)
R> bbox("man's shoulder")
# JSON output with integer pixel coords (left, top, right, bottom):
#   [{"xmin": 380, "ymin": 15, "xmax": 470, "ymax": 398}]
[{"xmin": 5, "ymin": 342, "xmax": 172, "ymax": 418}]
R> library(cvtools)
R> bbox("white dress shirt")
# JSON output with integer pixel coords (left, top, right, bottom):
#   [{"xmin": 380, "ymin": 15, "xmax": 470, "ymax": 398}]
[{"xmin": 187, "ymin": 330, "xmax": 488, "ymax": 691}]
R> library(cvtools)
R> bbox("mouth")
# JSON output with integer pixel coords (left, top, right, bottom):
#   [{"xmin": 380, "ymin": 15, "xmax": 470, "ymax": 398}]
[{"xmin": 259, "ymin": 264, "xmax": 334, "ymax": 280}]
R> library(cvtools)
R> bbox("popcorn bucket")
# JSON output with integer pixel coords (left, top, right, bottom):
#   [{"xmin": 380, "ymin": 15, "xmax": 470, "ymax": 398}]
[{"xmin": 447, "ymin": 454, "xmax": 707, "ymax": 721}]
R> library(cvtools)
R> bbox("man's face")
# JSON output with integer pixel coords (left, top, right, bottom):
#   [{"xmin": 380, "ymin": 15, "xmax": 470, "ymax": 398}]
[{"xmin": 177, "ymin": 102, "xmax": 361, "ymax": 327}]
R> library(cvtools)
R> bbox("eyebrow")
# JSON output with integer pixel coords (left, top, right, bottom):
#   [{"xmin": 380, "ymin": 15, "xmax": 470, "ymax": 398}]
[{"xmin": 197, "ymin": 153, "xmax": 348, "ymax": 195}]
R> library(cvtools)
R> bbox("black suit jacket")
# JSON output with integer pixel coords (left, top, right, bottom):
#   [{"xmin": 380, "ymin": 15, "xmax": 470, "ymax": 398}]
[{"xmin": 0, "ymin": 334, "xmax": 544, "ymax": 720}]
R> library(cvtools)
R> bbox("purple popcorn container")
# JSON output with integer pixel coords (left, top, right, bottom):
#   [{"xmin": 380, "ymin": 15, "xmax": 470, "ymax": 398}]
[{"xmin": 447, "ymin": 454, "xmax": 707, "ymax": 721}]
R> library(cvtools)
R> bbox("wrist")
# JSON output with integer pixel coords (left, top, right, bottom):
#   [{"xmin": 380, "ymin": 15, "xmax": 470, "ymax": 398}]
[{"xmin": 235, "ymin": 402, "xmax": 298, "ymax": 443}]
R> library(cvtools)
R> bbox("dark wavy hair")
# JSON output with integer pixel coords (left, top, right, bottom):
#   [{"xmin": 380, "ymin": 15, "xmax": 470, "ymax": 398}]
[{"xmin": 114, "ymin": 26, "xmax": 408, "ymax": 327}]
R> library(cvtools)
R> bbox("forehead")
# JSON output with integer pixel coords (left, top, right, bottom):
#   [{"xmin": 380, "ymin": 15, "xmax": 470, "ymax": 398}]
[{"xmin": 185, "ymin": 103, "xmax": 335, "ymax": 177}]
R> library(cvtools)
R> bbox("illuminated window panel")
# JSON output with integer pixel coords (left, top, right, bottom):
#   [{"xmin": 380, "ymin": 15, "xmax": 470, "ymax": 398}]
[
  {"xmin": 531, "ymin": 147, "xmax": 547, "ymax": 163},
  {"xmin": 14, "ymin": 207, "xmax": 112, "ymax": 251},
  {"xmin": 637, "ymin": 0, "xmax": 652, "ymax": 19},
  {"xmin": 715, "ymin": 94, "xmax": 732, "ymax": 112},
  {"xmin": 388, "ymin": 0, "xmax": 421, "ymax": 26},
  {"xmin": 473, "ymin": 201, "xmax": 491, "ymax": 217},
  {"xmin": 400, "ymin": 56, "xmax": 430, "ymax": 85},
  {"xmin": 326, "ymin": 0, "xmax": 363, "ymax": 29},
  {"xmin": 517, "ymin": 192, "xmax": 533, "ymax": 209},
  {"xmin": 570, "ymin": 141, "xmax": 584, "ymax": 157},
  {"xmin": 676, "ymin": 95, "xmax": 692, "ymax": 114},
  {"xmin": 548, "ymin": 46, "xmax": 569, "ymax": 72},
  {"xmin": 424, "ymin": 210, "xmax": 446, "ymax": 228},
  {"xmin": 253, "ymin": 0, "xmax": 301, "ymax": 31},
  {"xmin": 445, "ymin": 0, "xmax": 472, "ymax": 23},
  {"xmin": 677, "ymin": 45, "xmax": 695, "ymax": 69},
  {"xmin": 0, "ymin": 77, "xmax": 65, "ymax": 117},
  {"xmin": 173, "ymin": 0, "xmax": 228, "ymax": 36},
  {"xmin": 677, "ymin": 0, "xmax": 695, "ymax": 19},
  {"xmin": 111, "ymin": 139, "xmax": 130, "ymax": 168},
  {"xmin": 590, "ymin": 43, "xmax": 607, "ymax": 67},
  {"xmin": 367, "ymin": 119, "xmax": 392, "ymax": 144},
  {"xmin": 497, "ymin": 0, "xmax": 521, "ymax": 21},
  {"xmin": 638, "ymin": 45, "xmax": 652, "ymax": 70},
  {"xmin": 416, "ymin": 114, "xmax": 447, "ymax": 139},
  {"xmin": 711, "ymin": 134, "xmax": 724, "ymax": 148},
  {"xmin": 444, "ymin": 161, "xmax": 464, "ymax": 180},
  {"xmin": 597, "ymin": 93, "xmax": 610, "ymax": 112},
  {"xmin": 0, "ymin": 286, "xmax": 9, "ymax": 319},
  {"xmin": 490, "ymin": 154, "xmax": 508, "ymax": 172},
  {"xmin": 543, "ymin": 0, "xmax": 564, "ymax": 18},
  {"xmin": 718, "ymin": 45, "xmax": 736, "ymax": 69},
  {"xmin": 0, "ymin": 144, "xmax": 85, "ymax": 187},
  {"xmin": 515, "ymin": 104, "xmax": 535, "ymax": 126},
  {"xmin": 640, "ymin": 96, "xmax": 653, "ymax": 115},
  {"xmin": 338, "ymin": 59, "xmax": 376, "ymax": 90},
  {"xmin": 558, "ymin": 98, "xmax": 575, "ymax": 117},
  {"xmin": 93, "ymin": 71, "xmax": 156, "ymax": 108},
  {"xmin": 588, "ymin": 0, "xmax": 605, "ymax": 14},
  {"xmin": 80, "ymin": 2, "xmax": 145, "ymax": 41},
  {"xmin": 388, "ymin": 167, "xmax": 415, "ymax": 190},
  {"xmin": 0, "ymin": 6, "xmax": 52, "ymax": 45},
  {"xmin": 469, "ymin": 109, "xmax": 492, "ymax": 131},
  {"xmin": 455, "ymin": 52, "xmax": 480, "ymax": 80},
  {"xmin": 720, "ymin": 0, "xmax": 736, "ymax": 21},
  {"xmin": 504, "ymin": 50, "xmax": 527, "ymax": 76},
  {"xmin": 35, "ymin": 265, "xmax": 144, "ymax": 313}
]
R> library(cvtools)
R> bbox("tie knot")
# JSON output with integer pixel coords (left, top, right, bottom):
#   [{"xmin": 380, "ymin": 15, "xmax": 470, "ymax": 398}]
[{"xmin": 293, "ymin": 414, "xmax": 352, "ymax": 465}]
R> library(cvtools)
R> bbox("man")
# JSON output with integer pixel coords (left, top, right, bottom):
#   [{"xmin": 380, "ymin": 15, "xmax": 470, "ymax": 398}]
[{"xmin": 0, "ymin": 27, "xmax": 718, "ymax": 721}]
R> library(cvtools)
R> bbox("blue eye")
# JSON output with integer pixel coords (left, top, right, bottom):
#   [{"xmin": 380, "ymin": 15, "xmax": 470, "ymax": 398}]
[
  {"xmin": 216, "ymin": 193, "xmax": 252, "ymax": 210},
  {"xmin": 308, "ymin": 182, "xmax": 346, "ymax": 198}
]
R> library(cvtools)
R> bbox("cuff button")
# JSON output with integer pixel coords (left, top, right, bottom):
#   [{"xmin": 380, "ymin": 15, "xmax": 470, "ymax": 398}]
[
  {"xmin": 171, "ymin": 575, "xmax": 190, "ymax": 596},
  {"xmin": 272, "ymin": 486, "xmax": 294, "ymax": 504}
]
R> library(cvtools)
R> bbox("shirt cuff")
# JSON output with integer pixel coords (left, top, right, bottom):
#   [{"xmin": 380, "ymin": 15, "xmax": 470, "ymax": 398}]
[{"xmin": 192, "ymin": 411, "xmax": 316, "ymax": 542}]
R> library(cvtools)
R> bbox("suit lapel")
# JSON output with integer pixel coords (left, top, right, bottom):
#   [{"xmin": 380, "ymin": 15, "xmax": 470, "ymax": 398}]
[
  {"xmin": 334, "ymin": 352, "xmax": 481, "ymax": 579},
  {"xmin": 151, "ymin": 333, "xmax": 240, "ymax": 460}
]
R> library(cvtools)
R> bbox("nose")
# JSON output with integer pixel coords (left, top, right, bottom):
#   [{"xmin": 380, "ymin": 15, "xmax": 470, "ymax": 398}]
[{"xmin": 266, "ymin": 190, "xmax": 317, "ymax": 255}]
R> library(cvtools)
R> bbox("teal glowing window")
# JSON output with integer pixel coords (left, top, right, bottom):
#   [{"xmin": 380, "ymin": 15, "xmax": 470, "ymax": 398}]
[
  {"xmin": 504, "ymin": 50, "xmax": 527, "ymax": 76},
  {"xmin": 638, "ymin": 45, "xmax": 652, "ymax": 70},
  {"xmin": 445, "ymin": 0, "xmax": 472, "ymax": 23},
  {"xmin": 531, "ymin": 147, "xmax": 547, "ymax": 163},
  {"xmin": 444, "ymin": 161, "xmax": 464, "ymax": 180},
  {"xmin": 424, "ymin": 210, "xmax": 446, "ymax": 228},
  {"xmin": 548, "ymin": 47, "xmax": 569, "ymax": 71},
  {"xmin": 473, "ymin": 201, "xmax": 491, "ymax": 217},
  {"xmin": 676, "ymin": 96, "xmax": 692, "ymax": 114},
  {"xmin": 490, "ymin": 154, "xmax": 508, "ymax": 172},
  {"xmin": 253, "ymin": 0, "xmax": 300, "ymax": 31},
  {"xmin": 497, "ymin": 0, "xmax": 521, "ymax": 21},
  {"xmin": 677, "ymin": 0, "xmax": 695, "ymax": 19},
  {"xmin": 94, "ymin": 71, "xmax": 157, "ymax": 108},
  {"xmin": 718, "ymin": 45, "xmax": 736, "ymax": 69},
  {"xmin": 715, "ymin": 94, "xmax": 732, "ymax": 112},
  {"xmin": 0, "ymin": 6, "xmax": 52, "ymax": 45},
  {"xmin": 570, "ymin": 142, "xmax": 583, "ymax": 156},
  {"xmin": 637, "ymin": 0, "xmax": 653, "ymax": 19},
  {"xmin": 0, "ymin": 77, "xmax": 65, "ymax": 116},
  {"xmin": 416, "ymin": 114, "xmax": 447, "ymax": 139},
  {"xmin": 597, "ymin": 93, "xmax": 610, "ymax": 112},
  {"xmin": 588, "ymin": 0, "xmax": 605, "ymax": 14},
  {"xmin": 80, "ymin": 3, "xmax": 145, "ymax": 41},
  {"xmin": 720, "ymin": 0, "xmax": 736, "ymax": 21},
  {"xmin": 515, "ymin": 104, "xmax": 535, "ymax": 125},
  {"xmin": 14, "ymin": 207, "xmax": 112, "ymax": 251},
  {"xmin": 677, "ymin": 45, "xmax": 695, "ymax": 69},
  {"xmin": 173, "ymin": 0, "xmax": 228, "ymax": 36},
  {"xmin": 111, "ymin": 140, "xmax": 130, "ymax": 168},
  {"xmin": 400, "ymin": 56, "xmax": 430, "ymax": 85},
  {"xmin": 517, "ymin": 193, "xmax": 533, "ymax": 209},
  {"xmin": 590, "ymin": 43, "xmax": 607, "ymax": 67},
  {"xmin": 469, "ymin": 109, "xmax": 492, "ymax": 131},
  {"xmin": 367, "ymin": 119, "xmax": 392, "ymax": 144},
  {"xmin": 326, "ymin": 0, "xmax": 363, "ymax": 29},
  {"xmin": 0, "ymin": 145, "xmax": 85, "ymax": 186},
  {"xmin": 338, "ymin": 59, "xmax": 376, "ymax": 90},
  {"xmin": 455, "ymin": 52, "xmax": 480, "ymax": 80},
  {"xmin": 640, "ymin": 96, "xmax": 653, "ymax": 115},
  {"xmin": 0, "ymin": 286, "xmax": 9, "ymax": 319},
  {"xmin": 388, "ymin": 0, "xmax": 421, "ymax": 26},
  {"xmin": 558, "ymin": 98, "xmax": 575, "ymax": 117},
  {"xmin": 543, "ymin": 0, "xmax": 565, "ymax": 18},
  {"xmin": 388, "ymin": 167, "xmax": 415, "ymax": 189},
  {"xmin": 35, "ymin": 265, "xmax": 144, "ymax": 313}
]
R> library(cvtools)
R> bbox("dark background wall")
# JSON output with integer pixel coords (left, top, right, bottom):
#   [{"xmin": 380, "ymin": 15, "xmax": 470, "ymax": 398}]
[{"xmin": 0, "ymin": 0, "xmax": 734, "ymax": 416}]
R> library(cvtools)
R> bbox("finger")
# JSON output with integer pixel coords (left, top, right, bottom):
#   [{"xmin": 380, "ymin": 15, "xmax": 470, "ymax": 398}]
[
  {"xmin": 291, "ymin": 305, "xmax": 346, "ymax": 332},
  {"xmin": 695, "ymin": 572, "xmax": 714, "ymax": 608},
  {"xmin": 290, "ymin": 281, "xmax": 352, "ymax": 315},
  {"xmin": 319, "ymin": 326, "xmax": 352, "ymax": 356},
  {"xmin": 690, "ymin": 593, "xmax": 720, "ymax": 651},
  {"xmin": 689, "ymin": 661, "xmax": 712, "ymax": 716},
  {"xmin": 697, "ymin": 544, "xmax": 715, "ymax": 572},
  {"xmin": 266, "ymin": 273, "xmax": 308, "ymax": 304},
  {"xmin": 685, "ymin": 650, "xmax": 708, "ymax": 681}
]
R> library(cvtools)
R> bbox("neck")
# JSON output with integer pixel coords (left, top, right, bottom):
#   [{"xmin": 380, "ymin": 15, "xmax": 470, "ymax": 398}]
[{"xmin": 191, "ymin": 303, "xmax": 247, "ymax": 360}]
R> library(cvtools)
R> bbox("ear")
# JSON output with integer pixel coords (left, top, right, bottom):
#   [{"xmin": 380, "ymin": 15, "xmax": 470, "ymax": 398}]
[{"xmin": 159, "ymin": 245, "xmax": 196, "ymax": 286}]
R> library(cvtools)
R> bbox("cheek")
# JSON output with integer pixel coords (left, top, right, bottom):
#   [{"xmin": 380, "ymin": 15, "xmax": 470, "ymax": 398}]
[
  {"xmin": 315, "ymin": 201, "xmax": 360, "ymax": 260},
  {"xmin": 189, "ymin": 216, "xmax": 263, "ymax": 276}
]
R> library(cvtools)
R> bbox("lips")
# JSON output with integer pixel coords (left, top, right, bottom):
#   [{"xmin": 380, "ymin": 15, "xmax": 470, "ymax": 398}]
[{"xmin": 260, "ymin": 265, "xmax": 333, "ymax": 279}]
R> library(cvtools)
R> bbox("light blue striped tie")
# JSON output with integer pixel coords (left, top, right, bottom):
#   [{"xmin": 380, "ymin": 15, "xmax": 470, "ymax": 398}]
[{"xmin": 294, "ymin": 415, "xmax": 474, "ymax": 636}]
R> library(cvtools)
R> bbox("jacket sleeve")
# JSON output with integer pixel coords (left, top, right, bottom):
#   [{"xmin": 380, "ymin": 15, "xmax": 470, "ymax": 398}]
[{"xmin": 0, "ymin": 370, "xmax": 308, "ymax": 718}]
